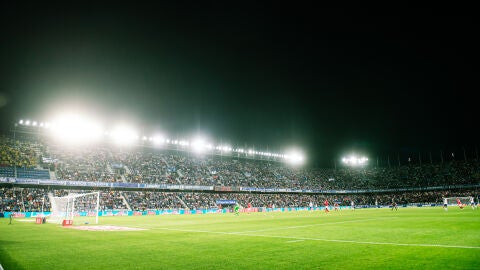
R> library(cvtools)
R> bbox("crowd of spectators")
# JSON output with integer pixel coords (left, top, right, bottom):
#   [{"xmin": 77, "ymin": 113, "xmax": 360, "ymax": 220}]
[
  {"xmin": 6, "ymin": 139, "xmax": 480, "ymax": 190},
  {"xmin": 0, "ymin": 136, "xmax": 40, "ymax": 168},
  {"xmin": 1, "ymin": 136, "xmax": 478, "ymax": 190},
  {"xmin": 0, "ymin": 135, "xmax": 479, "ymax": 213},
  {"xmin": 1, "ymin": 187, "xmax": 478, "ymax": 213}
]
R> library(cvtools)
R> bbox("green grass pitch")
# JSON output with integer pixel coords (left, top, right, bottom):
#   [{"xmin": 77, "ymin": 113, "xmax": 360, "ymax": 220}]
[{"xmin": 1, "ymin": 207, "xmax": 479, "ymax": 269}]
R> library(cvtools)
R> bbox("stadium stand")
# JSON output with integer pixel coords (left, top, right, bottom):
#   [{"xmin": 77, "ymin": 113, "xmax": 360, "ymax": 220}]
[{"xmin": 0, "ymin": 134, "xmax": 479, "ymax": 212}]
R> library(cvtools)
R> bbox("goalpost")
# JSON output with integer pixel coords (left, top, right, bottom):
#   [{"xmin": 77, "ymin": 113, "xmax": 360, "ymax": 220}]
[
  {"xmin": 443, "ymin": 196, "xmax": 472, "ymax": 208},
  {"xmin": 48, "ymin": 192, "xmax": 100, "ymax": 225}
]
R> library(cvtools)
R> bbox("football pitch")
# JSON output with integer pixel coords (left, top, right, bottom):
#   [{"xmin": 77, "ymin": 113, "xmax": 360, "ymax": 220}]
[{"xmin": 1, "ymin": 207, "xmax": 479, "ymax": 269}]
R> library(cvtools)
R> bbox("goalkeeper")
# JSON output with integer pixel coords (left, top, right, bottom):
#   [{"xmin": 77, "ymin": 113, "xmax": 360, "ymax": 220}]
[{"xmin": 234, "ymin": 204, "xmax": 240, "ymax": 216}]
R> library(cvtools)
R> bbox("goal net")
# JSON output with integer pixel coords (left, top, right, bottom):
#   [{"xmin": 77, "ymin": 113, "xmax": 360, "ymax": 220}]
[
  {"xmin": 48, "ymin": 192, "xmax": 100, "ymax": 225},
  {"xmin": 444, "ymin": 197, "xmax": 472, "ymax": 207}
]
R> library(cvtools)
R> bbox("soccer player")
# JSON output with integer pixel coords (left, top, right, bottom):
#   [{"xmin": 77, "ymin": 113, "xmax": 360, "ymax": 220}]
[
  {"xmin": 457, "ymin": 198, "xmax": 464, "ymax": 210},
  {"xmin": 234, "ymin": 204, "xmax": 240, "ymax": 216},
  {"xmin": 309, "ymin": 201, "xmax": 313, "ymax": 211},
  {"xmin": 391, "ymin": 200, "xmax": 398, "ymax": 211},
  {"xmin": 443, "ymin": 197, "xmax": 448, "ymax": 211},
  {"xmin": 350, "ymin": 200, "xmax": 355, "ymax": 211},
  {"xmin": 470, "ymin": 196, "xmax": 476, "ymax": 210},
  {"xmin": 324, "ymin": 199, "xmax": 330, "ymax": 213},
  {"xmin": 334, "ymin": 202, "xmax": 339, "ymax": 211}
]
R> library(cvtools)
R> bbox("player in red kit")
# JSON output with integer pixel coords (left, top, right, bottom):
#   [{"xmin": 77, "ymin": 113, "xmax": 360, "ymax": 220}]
[
  {"xmin": 324, "ymin": 199, "xmax": 330, "ymax": 213},
  {"xmin": 457, "ymin": 198, "xmax": 464, "ymax": 209}
]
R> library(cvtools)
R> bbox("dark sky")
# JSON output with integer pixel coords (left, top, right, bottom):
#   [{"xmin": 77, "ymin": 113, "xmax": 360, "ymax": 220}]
[{"xmin": 0, "ymin": 4, "xmax": 478, "ymax": 166}]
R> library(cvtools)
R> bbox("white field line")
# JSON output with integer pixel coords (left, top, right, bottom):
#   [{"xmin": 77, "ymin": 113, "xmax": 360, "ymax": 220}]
[
  {"xmin": 235, "ymin": 218, "xmax": 394, "ymax": 233},
  {"xmin": 286, "ymin": 240, "xmax": 304, "ymax": 243},
  {"xmin": 156, "ymin": 226, "xmax": 480, "ymax": 250},
  {"xmin": 130, "ymin": 217, "xmax": 393, "ymax": 231}
]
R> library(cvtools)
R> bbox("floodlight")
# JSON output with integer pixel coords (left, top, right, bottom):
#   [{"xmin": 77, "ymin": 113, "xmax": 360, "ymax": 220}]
[
  {"xmin": 341, "ymin": 155, "xmax": 369, "ymax": 166},
  {"xmin": 285, "ymin": 150, "xmax": 305, "ymax": 165},
  {"xmin": 19, "ymin": 120, "xmax": 24, "ymax": 125},
  {"xmin": 152, "ymin": 135, "xmax": 165, "ymax": 145},
  {"xmin": 192, "ymin": 137, "xmax": 208, "ymax": 153},
  {"xmin": 32, "ymin": 121, "xmax": 37, "ymax": 126},
  {"xmin": 48, "ymin": 113, "xmax": 103, "ymax": 144},
  {"xmin": 25, "ymin": 120, "xmax": 30, "ymax": 126},
  {"xmin": 111, "ymin": 125, "xmax": 138, "ymax": 145}
]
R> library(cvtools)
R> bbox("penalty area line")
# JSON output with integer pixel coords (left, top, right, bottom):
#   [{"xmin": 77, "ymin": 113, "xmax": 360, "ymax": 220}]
[{"xmin": 157, "ymin": 227, "xmax": 480, "ymax": 250}]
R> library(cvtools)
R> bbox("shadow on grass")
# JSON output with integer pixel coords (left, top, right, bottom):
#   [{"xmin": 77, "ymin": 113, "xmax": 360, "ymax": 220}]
[{"xmin": 0, "ymin": 240, "xmax": 26, "ymax": 270}]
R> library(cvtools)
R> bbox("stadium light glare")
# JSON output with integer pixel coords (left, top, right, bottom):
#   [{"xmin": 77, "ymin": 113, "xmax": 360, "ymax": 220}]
[
  {"xmin": 25, "ymin": 120, "xmax": 31, "ymax": 126},
  {"xmin": 192, "ymin": 137, "xmax": 208, "ymax": 153},
  {"xmin": 111, "ymin": 125, "xmax": 138, "ymax": 146},
  {"xmin": 284, "ymin": 149, "xmax": 305, "ymax": 166},
  {"xmin": 342, "ymin": 155, "xmax": 369, "ymax": 166},
  {"xmin": 49, "ymin": 114, "xmax": 103, "ymax": 144},
  {"xmin": 152, "ymin": 135, "xmax": 165, "ymax": 145},
  {"xmin": 19, "ymin": 119, "xmax": 24, "ymax": 125}
]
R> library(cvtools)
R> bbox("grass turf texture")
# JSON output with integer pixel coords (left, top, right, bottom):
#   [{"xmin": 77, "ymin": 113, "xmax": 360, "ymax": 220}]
[{"xmin": 1, "ymin": 207, "xmax": 479, "ymax": 269}]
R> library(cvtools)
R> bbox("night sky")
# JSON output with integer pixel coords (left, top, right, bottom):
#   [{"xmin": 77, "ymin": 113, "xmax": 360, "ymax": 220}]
[{"xmin": 0, "ymin": 4, "xmax": 477, "ymax": 166}]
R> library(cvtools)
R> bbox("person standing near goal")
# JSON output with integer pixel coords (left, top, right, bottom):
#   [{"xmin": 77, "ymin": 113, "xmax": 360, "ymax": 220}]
[
  {"xmin": 470, "ymin": 196, "xmax": 476, "ymax": 210},
  {"xmin": 443, "ymin": 197, "xmax": 448, "ymax": 211}
]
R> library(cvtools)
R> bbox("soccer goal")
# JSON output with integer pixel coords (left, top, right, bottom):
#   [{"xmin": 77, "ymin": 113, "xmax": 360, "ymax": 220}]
[
  {"xmin": 48, "ymin": 192, "xmax": 100, "ymax": 225},
  {"xmin": 444, "ymin": 197, "xmax": 472, "ymax": 208}
]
